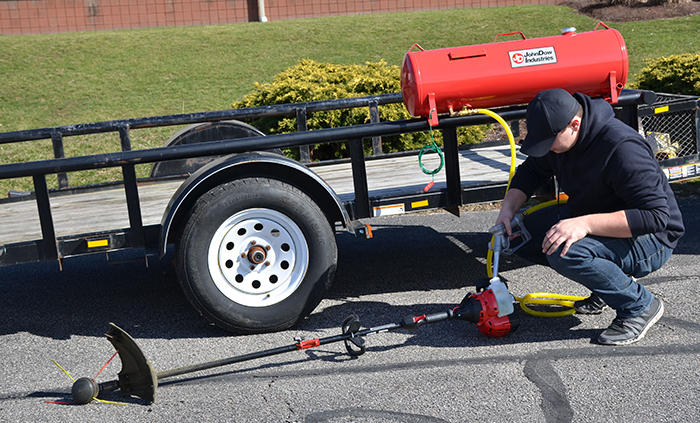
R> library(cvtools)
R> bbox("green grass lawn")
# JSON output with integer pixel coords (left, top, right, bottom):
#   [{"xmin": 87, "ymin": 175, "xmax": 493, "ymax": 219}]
[{"xmin": 1, "ymin": 6, "xmax": 699, "ymax": 193}]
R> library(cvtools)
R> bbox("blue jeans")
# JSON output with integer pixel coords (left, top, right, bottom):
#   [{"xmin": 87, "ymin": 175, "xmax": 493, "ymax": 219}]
[{"xmin": 516, "ymin": 204, "xmax": 672, "ymax": 318}]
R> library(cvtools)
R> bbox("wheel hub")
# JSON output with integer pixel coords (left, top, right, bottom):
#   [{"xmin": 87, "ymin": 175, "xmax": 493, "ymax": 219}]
[{"xmin": 246, "ymin": 244, "xmax": 268, "ymax": 265}]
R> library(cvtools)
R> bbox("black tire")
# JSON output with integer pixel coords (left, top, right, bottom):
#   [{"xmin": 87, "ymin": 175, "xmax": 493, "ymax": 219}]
[{"xmin": 175, "ymin": 177, "xmax": 337, "ymax": 334}]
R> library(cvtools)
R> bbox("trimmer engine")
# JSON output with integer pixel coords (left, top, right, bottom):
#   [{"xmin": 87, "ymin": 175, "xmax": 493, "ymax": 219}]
[{"xmin": 453, "ymin": 287, "xmax": 520, "ymax": 337}]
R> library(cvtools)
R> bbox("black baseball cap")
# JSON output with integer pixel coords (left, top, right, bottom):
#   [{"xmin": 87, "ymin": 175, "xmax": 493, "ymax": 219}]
[{"xmin": 521, "ymin": 89, "xmax": 580, "ymax": 157}]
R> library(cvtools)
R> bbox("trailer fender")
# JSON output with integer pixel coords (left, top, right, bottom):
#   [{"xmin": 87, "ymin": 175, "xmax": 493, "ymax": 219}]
[
  {"xmin": 159, "ymin": 151, "xmax": 351, "ymax": 257},
  {"xmin": 150, "ymin": 120, "xmax": 281, "ymax": 178}
]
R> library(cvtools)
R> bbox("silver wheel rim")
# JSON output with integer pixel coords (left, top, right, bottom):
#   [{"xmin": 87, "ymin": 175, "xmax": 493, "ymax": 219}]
[{"xmin": 208, "ymin": 208, "xmax": 309, "ymax": 307}]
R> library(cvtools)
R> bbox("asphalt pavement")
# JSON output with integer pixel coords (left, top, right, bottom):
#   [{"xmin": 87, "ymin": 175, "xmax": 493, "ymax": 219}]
[{"xmin": 1, "ymin": 198, "xmax": 699, "ymax": 422}]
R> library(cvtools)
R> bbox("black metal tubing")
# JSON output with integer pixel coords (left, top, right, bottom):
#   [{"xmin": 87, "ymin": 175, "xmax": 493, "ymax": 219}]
[
  {"xmin": 658, "ymin": 153, "xmax": 700, "ymax": 168},
  {"xmin": 0, "ymin": 226, "xmax": 161, "ymax": 267},
  {"xmin": 359, "ymin": 181, "xmax": 509, "ymax": 215},
  {"xmin": 461, "ymin": 183, "xmax": 509, "ymax": 205},
  {"xmin": 122, "ymin": 164, "xmax": 145, "ymax": 248},
  {"xmin": 0, "ymin": 89, "xmax": 653, "ymax": 180},
  {"xmin": 32, "ymin": 175, "xmax": 58, "ymax": 261},
  {"xmin": 442, "ymin": 126, "xmax": 461, "ymax": 210},
  {"xmin": 349, "ymin": 138, "xmax": 370, "ymax": 219},
  {"xmin": 369, "ymin": 100, "xmax": 382, "ymax": 155},
  {"xmin": 0, "ymin": 112, "xmax": 516, "ymax": 179},
  {"xmin": 0, "ymin": 241, "xmax": 47, "ymax": 267},
  {"xmin": 118, "ymin": 126, "xmax": 145, "ymax": 248},
  {"xmin": 153, "ymin": 310, "xmax": 451, "ymax": 381},
  {"xmin": 637, "ymin": 98, "xmax": 699, "ymax": 118},
  {"xmin": 296, "ymin": 108, "xmax": 311, "ymax": 163},
  {"xmin": 368, "ymin": 191, "xmax": 448, "ymax": 212},
  {"xmin": 50, "ymin": 133, "xmax": 69, "ymax": 189},
  {"xmin": 615, "ymin": 101, "xmax": 641, "ymax": 131},
  {"xmin": 0, "ymin": 93, "xmax": 404, "ymax": 144},
  {"xmin": 697, "ymin": 103, "xmax": 700, "ymax": 157}
]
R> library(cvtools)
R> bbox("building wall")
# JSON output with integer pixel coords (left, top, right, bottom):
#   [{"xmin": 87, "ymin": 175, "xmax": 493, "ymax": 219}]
[{"xmin": 0, "ymin": 0, "xmax": 558, "ymax": 35}]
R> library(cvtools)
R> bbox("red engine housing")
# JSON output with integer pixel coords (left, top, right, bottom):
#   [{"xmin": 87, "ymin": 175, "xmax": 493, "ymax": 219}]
[
  {"xmin": 401, "ymin": 23, "xmax": 628, "ymax": 124},
  {"xmin": 472, "ymin": 289, "xmax": 516, "ymax": 338}
]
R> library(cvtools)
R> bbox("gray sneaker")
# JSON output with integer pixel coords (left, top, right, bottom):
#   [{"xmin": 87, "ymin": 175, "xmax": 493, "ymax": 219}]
[
  {"xmin": 574, "ymin": 292, "xmax": 607, "ymax": 315},
  {"xmin": 598, "ymin": 297, "xmax": 664, "ymax": 346}
]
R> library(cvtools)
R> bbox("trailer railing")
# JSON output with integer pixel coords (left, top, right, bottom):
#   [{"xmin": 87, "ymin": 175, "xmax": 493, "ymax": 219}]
[
  {"xmin": 0, "ymin": 89, "xmax": 656, "ymax": 266},
  {"xmin": 0, "ymin": 92, "xmax": 511, "ymax": 265},
  {"xmin": 0, "ymin": 93, "xmax": 405, "ymax": 190}
]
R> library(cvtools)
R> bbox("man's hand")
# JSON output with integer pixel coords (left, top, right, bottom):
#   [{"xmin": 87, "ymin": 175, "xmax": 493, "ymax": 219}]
[
  {"xmin": 542, "ymin": 217, "xmax": 589, "ymax": 256},
  {"xmin": 543, "ymin": 210, "xmax": 632, "ymax": 256},
  {"xmin": 495, "ymin": 189, "xmax": 528, "ymax": 236}
]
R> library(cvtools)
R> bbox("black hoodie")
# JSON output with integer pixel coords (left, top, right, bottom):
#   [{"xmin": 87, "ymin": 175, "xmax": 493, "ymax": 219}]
[{"xmin": 510, "ymin": 93, "xmax": 685, "ymax": 249}]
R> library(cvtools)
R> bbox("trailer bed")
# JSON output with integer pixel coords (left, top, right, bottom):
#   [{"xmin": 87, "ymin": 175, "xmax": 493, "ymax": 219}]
[{"xmin": 0, "ymin": 144, "xmax": 521, "ymax": 246}]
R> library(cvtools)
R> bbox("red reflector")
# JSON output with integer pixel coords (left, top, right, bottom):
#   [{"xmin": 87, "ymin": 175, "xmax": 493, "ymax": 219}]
[{"xmin": 296, "ymin": 339, "xmax": 320, "ymax": 350}]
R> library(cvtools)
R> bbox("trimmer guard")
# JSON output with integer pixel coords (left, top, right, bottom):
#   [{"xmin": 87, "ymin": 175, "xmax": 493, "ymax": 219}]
[{"xmin": 106, "ymin": 323, "xmax": 158, "ymax": 403}]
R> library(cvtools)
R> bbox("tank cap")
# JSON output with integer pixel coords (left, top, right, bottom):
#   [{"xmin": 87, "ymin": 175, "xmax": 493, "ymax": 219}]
[{"xmin": 561, "ymin": 27, "xmax": 577, "ymax": 35}]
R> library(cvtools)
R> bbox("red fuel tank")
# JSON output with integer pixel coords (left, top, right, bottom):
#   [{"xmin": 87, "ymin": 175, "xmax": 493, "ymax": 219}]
[{"xmin": 401, "ymin": 23, "xmax": 628, "ymax": 125}]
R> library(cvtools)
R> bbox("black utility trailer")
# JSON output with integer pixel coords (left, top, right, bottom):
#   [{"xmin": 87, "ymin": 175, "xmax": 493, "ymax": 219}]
[{"xmin": 0, "ymin": 90, "xmax": 659, "ymax": 333}]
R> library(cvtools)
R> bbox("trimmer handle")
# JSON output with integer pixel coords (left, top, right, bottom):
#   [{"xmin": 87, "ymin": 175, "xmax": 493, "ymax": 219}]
[{"xmin": 401, "ymin": 311, "xmax": 454, "ymax": 331}]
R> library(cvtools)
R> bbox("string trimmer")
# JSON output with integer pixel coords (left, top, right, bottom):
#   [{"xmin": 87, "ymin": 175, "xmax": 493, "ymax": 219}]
[{"xmin": 55, "ymin": 219, "xmax": 523, "ymax": 405}]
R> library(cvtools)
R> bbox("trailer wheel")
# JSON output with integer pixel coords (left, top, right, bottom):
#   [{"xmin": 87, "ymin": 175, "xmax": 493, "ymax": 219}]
[{"xmin": 176, "ymin": 177, "xmax": 337, "ymax": 333}]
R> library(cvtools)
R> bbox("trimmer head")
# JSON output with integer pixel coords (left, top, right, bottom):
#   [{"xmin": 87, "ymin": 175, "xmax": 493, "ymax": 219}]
[
  {"xmin": 64, "ymin": 323, "xmax": 157, "ymax": 405},
  {"xmin": 71, "ymin": 377, "xmax": 99, "ymax": 405}
]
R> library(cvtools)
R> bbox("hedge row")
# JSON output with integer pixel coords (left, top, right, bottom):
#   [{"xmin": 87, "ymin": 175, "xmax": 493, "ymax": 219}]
[
  {"xmin": 634, "ymin": 53, "xmax": 700, "ymax": 96},
  {"xmin": 232, "ymin": 59, "xmax": 486, "ymax": 161}
]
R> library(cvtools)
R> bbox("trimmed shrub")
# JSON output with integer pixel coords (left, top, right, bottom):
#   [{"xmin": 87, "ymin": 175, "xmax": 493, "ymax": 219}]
[
  {"xmin": 232, "ymin": 59, "xmax": 487, "ymax": 161},
  {"xmin": 633, "ymin": 53, "xmax": 700, "ymax": 95}
]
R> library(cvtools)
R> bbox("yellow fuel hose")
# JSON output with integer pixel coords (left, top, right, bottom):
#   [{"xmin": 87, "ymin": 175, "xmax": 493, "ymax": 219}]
[
  {"xmin": 475, "ymin": 108, "xmax": 518, "ymax": 192},
  {"xmin": 473, "ymin": 108, "xmax": 585, "ymax": 317},
  {"xmin": 517, "ymin": 292, "xmax": 587, "ymax": 317}
]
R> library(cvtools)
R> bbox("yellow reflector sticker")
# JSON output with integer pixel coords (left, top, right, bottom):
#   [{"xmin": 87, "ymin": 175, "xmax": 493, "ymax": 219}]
[
  {"xmin": 87, "ymin": 239, "xmax": 109, "ymax": 248},
  {"xmin": 373, "ymin": 204, "xmax": 405, "ymax": 217},
  {"xmin": 411, "ymin": 200, "xmax": 429, "ymax": 209},
  {"xmin": 654, "ymin": 105, "xmax": 669, "ymax": 114}
]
